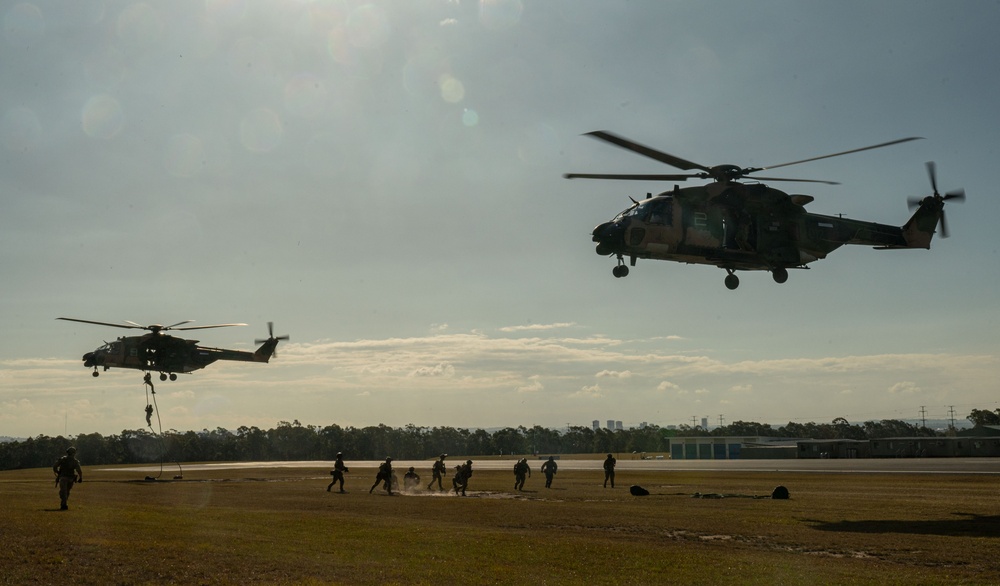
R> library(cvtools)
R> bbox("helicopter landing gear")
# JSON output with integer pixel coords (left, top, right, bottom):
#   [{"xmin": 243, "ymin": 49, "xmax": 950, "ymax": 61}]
[
  {"xmin": 91, "ymin": 369, "xmax": 99, "ymax": 377},
  {"xmin": 724, "ymin": 269, "xmax": 740, "ymax": 290},
  {"xmin": 771, "ymin": 267, "xmax": 789, "ymax": 284},
  {"xmin": 612, "ymin": 255, "xmax": 630, "ymax": 278}
]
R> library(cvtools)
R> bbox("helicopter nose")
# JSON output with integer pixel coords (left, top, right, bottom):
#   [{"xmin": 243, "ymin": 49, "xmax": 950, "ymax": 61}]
[
  {"xmin": 83, "ymin": 352, "xmax": 96, "ymax": 367},
  {"xmin": 592, "ymin": 221, "xmax": 626, "ymax": 255}
]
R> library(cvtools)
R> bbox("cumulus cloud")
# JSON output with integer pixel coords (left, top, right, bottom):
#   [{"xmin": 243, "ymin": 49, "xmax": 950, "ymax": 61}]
[
  {"xmin": 409, "ymin": 362, "xmax": 456, "ymax": 378},
  {"xmin": 596, "ymin": 369, "xmax": 632, "ymax": 378},
  {"xmin": 657, "ymin": 380, "xmax": 679, "ymax": 391},
  {"xmin": 499, "ymin": 322, "xmax": 576, "ymax": 333},
  {"xmin": 888, "ymin": 381, "xmax": 921, "ymax": 394},
  {"xmin": 516, "ymin": 376, "xmax": 543, "ymax": 393},
  {"xmin": 570, "ymin": 384, "xmax": 602, "ymax": 399}
]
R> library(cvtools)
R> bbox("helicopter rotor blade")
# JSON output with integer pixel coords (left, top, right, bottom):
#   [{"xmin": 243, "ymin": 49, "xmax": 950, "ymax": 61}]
[
  {"xmin": 748, "ymin": 176, "xmax": 840, "ymax": 185},
  {"xmin": 752, "ymin": 137, "xmax": 923, "ymax": 173},
  {"xmin": 563, "ymin": 173, "xmax": 698, "ymax": 181},
  {"xmin": 582, "ymin": 131, "xmax": 713, "ymax": 173},
  {"xmin": 944, "ymin": 188, "xmax": 965, "ymax": 203},
  {"xmin": 939, "ymin": 210, "xmax": 949, "ymax": 238},
  {"xmin": 57, "ymin": 317, "xmax": 146, "ymax": 330},
  {"xmin": 926, "ymin": 161, "xmax": 939, "ymax": 195},
  {"xmin": 172, "ymin": 323, "xmax": 247, "ymax": 331}
]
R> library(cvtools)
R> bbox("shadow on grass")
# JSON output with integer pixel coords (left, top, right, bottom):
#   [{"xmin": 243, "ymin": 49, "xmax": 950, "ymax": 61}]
[{"xmin": 804, "ymin": 513, "xmax": 1000, "ymax": 538}]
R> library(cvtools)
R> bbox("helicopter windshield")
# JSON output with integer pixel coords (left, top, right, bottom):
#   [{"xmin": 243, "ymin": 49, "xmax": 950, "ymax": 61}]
[{"xmin": 617, "ymin": 198, "xmax": 672, "ymax": 225}]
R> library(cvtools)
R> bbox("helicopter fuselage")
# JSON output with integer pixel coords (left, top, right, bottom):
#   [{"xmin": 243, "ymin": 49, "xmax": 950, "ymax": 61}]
[{"xmin": 592, "ymin": 181, "xmax": 943, "ymax": 286}]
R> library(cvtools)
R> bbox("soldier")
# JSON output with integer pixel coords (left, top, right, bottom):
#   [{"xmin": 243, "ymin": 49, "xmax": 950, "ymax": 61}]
[
  {"xmin": 52, "ymin": 447, "xmax": 83, "ymax": 510},
  {"xmin": 453, "ymin": 459, "xmax": 473, "ymax": 496},
  {"xmin": 403, "ymin": 467, "xmax": 420, "ymax": 491},
  {"xmin": 428, "ymin": 453, "xmax": 447, "ymax": 491},
  {"xmin": 603, "ymin": 453, "xmax": 617, "ymax": 488},
  {"xmin": 370, "ymin": 457, "xmax": 394, "ymax": 495},
  {"xmin": 541, "ymin": 456, "xmax": 558, "ymax": 488},
  {"xmin": 513, "ymin": 458, "xmax": 531, "ymax": 491},
  {"xmin": 327, "ymin": 452, "xmax": 349, "ymax": 493}
]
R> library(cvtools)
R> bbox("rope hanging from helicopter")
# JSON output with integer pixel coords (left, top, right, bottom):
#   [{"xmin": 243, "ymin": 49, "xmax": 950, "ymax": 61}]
[{"xmin": 143, "ymin": 374, "xmax": 183, "ymax": 480}]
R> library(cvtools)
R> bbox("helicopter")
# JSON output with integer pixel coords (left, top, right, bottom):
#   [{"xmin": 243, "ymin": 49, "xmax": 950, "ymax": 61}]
[
  {"xmin": 565, "ymin": 131, "xmax": 965, "ymax": 289},
  {"xmin": 57, "ymin": 318, "xmax": 288, "ymax": 381}
]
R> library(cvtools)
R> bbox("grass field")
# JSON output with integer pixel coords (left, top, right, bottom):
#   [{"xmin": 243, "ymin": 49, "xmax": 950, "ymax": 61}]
[{"xmin": 2, "ymin": 460, "xmax": 997, "ymax": 585}]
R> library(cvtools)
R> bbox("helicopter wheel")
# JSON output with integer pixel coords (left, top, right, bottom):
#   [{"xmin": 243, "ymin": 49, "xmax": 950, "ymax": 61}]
[
  {"xmin": 159, "ymin": 373, "xmax": 168, "ymax": 382},
  {"xmin": 771, "ymin": 267, "xmax": 788, "ymax": 284},
  {"xmin": 169, "ymin": 373, "xmax": 177, "ymax": 381},
  {"xmin": 612, "ymin": 265, "xmax": 630, "ymax": 278},
  {"xmin": 724, "ymin": 273, "xmax": 740, "ymax": 290},
  {"xmin": 92, "ymin": 370, "xmax": 99, "ymax": 378}
]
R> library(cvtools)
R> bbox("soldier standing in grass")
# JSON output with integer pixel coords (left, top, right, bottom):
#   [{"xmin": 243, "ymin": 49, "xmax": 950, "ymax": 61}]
[
  {"xmin": 52, "ymin": 447, "xmax": 83, "ymax": 510},
  {"xmin": 603, "ymin": 453, "xmax": 617, "ymax": 488},
  {"xmin": 513, "ymin": 458, "xmax": 531, "ymax": 491},
  {"xmin": 370, "ymin": 457, "xmax": 394, "ymax": 495},
  {"xmin": 428, "ymin": 453, "xmax": 447, "ymax": 491},
  {"xmin": 327, "ymin": 452, "xmax": 349, "ymax": 493},
  {"xmin": 541, "ymin": 456, "xmax": 558, "ymax": 488},
  {"xmin": 403, "ymin": 467, "xmax": 421, "ymax": 491}
]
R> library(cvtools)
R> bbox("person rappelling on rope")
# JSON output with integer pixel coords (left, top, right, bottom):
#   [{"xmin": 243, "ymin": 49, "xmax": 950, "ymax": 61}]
[{"xmin": 145, "ymin": 403, "xmax": 154, "ymax": 426}]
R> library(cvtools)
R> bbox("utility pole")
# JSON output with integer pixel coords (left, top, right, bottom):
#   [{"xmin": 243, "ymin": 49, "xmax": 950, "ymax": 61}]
[
  {"xmin": 919, "ymin": 405, "xmax": 927, "ymax": 429},
  {"xmin": 691, "ymin": 415, "xmax": 697, "ymax": 428},
  {"xmin": 948, "ymin": 405, "xmax": 956, "ymax": 431},
  {"xmin": 718, "ymin": 414, "xmax": 725, "ymax": 427}
]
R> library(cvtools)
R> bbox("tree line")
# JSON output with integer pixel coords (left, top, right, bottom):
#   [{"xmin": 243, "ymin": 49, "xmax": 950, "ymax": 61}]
[{"xmin": 1, "ymin": 410, "xmax": 995, "ymax": 471}]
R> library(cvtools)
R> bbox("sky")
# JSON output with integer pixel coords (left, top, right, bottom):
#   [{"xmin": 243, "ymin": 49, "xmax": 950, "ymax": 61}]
[{"xmin": 2, "ymin": 0, "xmax": 998, "ymax": 438}]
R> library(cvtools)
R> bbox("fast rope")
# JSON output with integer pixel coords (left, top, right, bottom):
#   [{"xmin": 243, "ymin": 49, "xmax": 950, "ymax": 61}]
[{"xmin": 143, "ymin": 374, "xmax": 183, "ymax": 480}]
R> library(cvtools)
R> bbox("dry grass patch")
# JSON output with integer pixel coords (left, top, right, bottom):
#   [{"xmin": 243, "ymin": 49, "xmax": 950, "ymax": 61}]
[{"xmin": 1, "ymin": 464, "xmax": 997, "ymax": 585}]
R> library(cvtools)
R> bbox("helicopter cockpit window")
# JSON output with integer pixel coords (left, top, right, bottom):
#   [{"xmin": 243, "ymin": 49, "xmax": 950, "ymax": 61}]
[{"xmin": 629, "ymin": 198, "xmax": 672, "ymax": 226}]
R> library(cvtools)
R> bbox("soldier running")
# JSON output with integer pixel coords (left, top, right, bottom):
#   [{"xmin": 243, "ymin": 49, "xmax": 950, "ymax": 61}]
[
  {"xmin": 52, "ymin": 447, "xmax": 83, "ymax": 510},
  {"xmin": 513, "ymin": 458, "xmax": 531, "ymax": 491},
  {"xmin": 603, "ymin": 453, "xmax": 617, "ymax": 488},
  {"xmin": 370, "ymin": 457, "xmax": 394, "ymax": 495},
  {"xmin": 327, "ymin": 452, "xmax": 349, "ymax": 493},
  {"xmin": 453, "ymin": 459, "xmax": 473, "ymax": 496},
  {"xmin": 541, "ymin": 456, "xmax": 558, "ymax": 488},
  {"xmin": 428, "ymin": 453, "xmax": 447, "ymax": 490},
  {"xmin": 403, "ymin": 467, "xmax": 421, "ymax": 491}
]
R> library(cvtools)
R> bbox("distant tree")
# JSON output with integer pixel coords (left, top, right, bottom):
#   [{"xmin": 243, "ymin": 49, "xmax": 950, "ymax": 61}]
[{"xmin": 967, "ymin": 408, "xmax": 1000, "ymax": 427}]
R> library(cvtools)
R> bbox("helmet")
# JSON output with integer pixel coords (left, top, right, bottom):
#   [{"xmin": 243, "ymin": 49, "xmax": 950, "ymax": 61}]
[
  {"xmin": 440, "ymin": 453, "xmax": 447, "ymax": 459},
  {"xmin": 607, "ymin": 453, "xmax": 613, "ymax": 458},
  {"xmin": 386, "ymin": 457, "xmax": 392, "ymax": 462},
  {"xmin": 466, "ymin": 460, "xmax": 472, "ymax": 464},
  {"xmin": 408, "ymin": 467, "xmax": 415, "ymax": 472},
  {"xmin": 66, "ymin": 447, "xmax": 77, "ymax": 455},
  {"xmin": 337, "ymin": 452, "xmax": 343, "ymax": 457}
]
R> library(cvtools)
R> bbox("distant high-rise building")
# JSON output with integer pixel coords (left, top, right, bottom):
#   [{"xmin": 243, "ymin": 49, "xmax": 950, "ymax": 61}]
[
  {"xmin": 592, "ymin": 420, "xmax": 600, "ymax": 430},
  {"xmin": 701, "ymin": 417, "xmax": 709, "ymax": 429},
  {"xmin": 607, "ymin": 419, "xmax": 614, "ymax": 430},
  {"xmin": 615, "ymin": 420, "xmax": 623, "ymax": 431}
]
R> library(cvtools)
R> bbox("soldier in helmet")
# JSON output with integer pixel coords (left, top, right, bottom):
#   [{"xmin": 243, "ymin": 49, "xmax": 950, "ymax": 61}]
[
  {"xmin": 370, "ymin": 457, "xmax": 394, "ymax": 495},
  {"xmin": 541, "ymin": 456, "xmax": 558, "ymax": 488},
  {"xmin": 327, "ymin": 452, "xmax": 349, "ymax": 493},
  {"xmin": 52, "ymin": 447, "xmax": 83, "ymax": 510},
  {"xmin": 453, "ymin": 459, "xmax": 473, "ymax": 496},
  {"xmin": 513, "ymin": 458, "xmax": 531, "ymax": 491},
  {"xmin": 603, "ymin": 453, "xmax": 617, "ymax": 488},
  {"xmin": 428, "ymin": 453, "xmax": 447, "ymax": 491},
  {"xmin": 403, "ymin": 466, "xmax": 421, "ymax": 491}
]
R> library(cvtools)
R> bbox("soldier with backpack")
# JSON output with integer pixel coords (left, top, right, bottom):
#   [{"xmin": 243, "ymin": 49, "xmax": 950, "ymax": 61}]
[
  {"xmin": 513, "ymin": 458, "xmax": 531, "ymax": 491},
  {"xmin": 428, "ymin": 454, "xmax": 447, "ymax": 491},
  {"xmin": 52, "ymin": 447, "xmax": 83, "ymax": 510}
]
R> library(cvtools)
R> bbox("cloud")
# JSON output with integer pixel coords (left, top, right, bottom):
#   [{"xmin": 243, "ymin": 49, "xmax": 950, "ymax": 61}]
[
  {"xmin": 409, "ymin": 362, "xmax": 456, "ymax": 378},
  {"xmin": 657, "ymin": 380, "xmax": 679, "ymax": 391},
  {"xmin": 570, "ymin": 384, "xmax": 602, "ymax": 399},
  {"xmin": 888, "ymin": 381, "xmax": 921, "ymax": 394},
  {"xmin": 729, "ymin": 384, "xmax": 752, "ymax": 394},
  {"xmin": 516, "ymin": 376, "xmax": 543, "ymax": 393},
  {"xmin": 499, "ymin": 322, "xmax": 575, "ymax": 333},
  {"xmin": 596, "ymin": 369, "xmax": 632, "ymax": 378}
]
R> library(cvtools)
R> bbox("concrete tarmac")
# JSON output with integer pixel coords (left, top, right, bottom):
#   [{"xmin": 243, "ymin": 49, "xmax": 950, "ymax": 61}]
[{"xmin": 107, "ymin": 457, "xmax": 1000, "ymax": 475}]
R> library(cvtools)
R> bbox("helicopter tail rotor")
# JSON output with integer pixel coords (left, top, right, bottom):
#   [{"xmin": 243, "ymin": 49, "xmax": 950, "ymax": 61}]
[
  {"xmin": 254, "ymin": 322, "xmax": 289, "ymax": 360},
  {"xmin": 907, "ymin": 162, "xmax": 965, "ymax": 238}
]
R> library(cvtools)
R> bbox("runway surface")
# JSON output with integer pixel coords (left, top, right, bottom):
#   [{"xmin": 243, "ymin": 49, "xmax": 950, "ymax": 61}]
[{"xmin": 105, "ymin": 457, "xmax": 1000, "ymax": 475}]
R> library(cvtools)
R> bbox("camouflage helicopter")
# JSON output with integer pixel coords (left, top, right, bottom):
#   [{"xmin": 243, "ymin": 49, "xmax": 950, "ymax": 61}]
[
  {"xmin": 57, "ymin": 318, "xmax": 288, "ymax": 381},
  {"xmin": 565, "ymin": 131, "xmax": 964, "ymax": 289}
]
